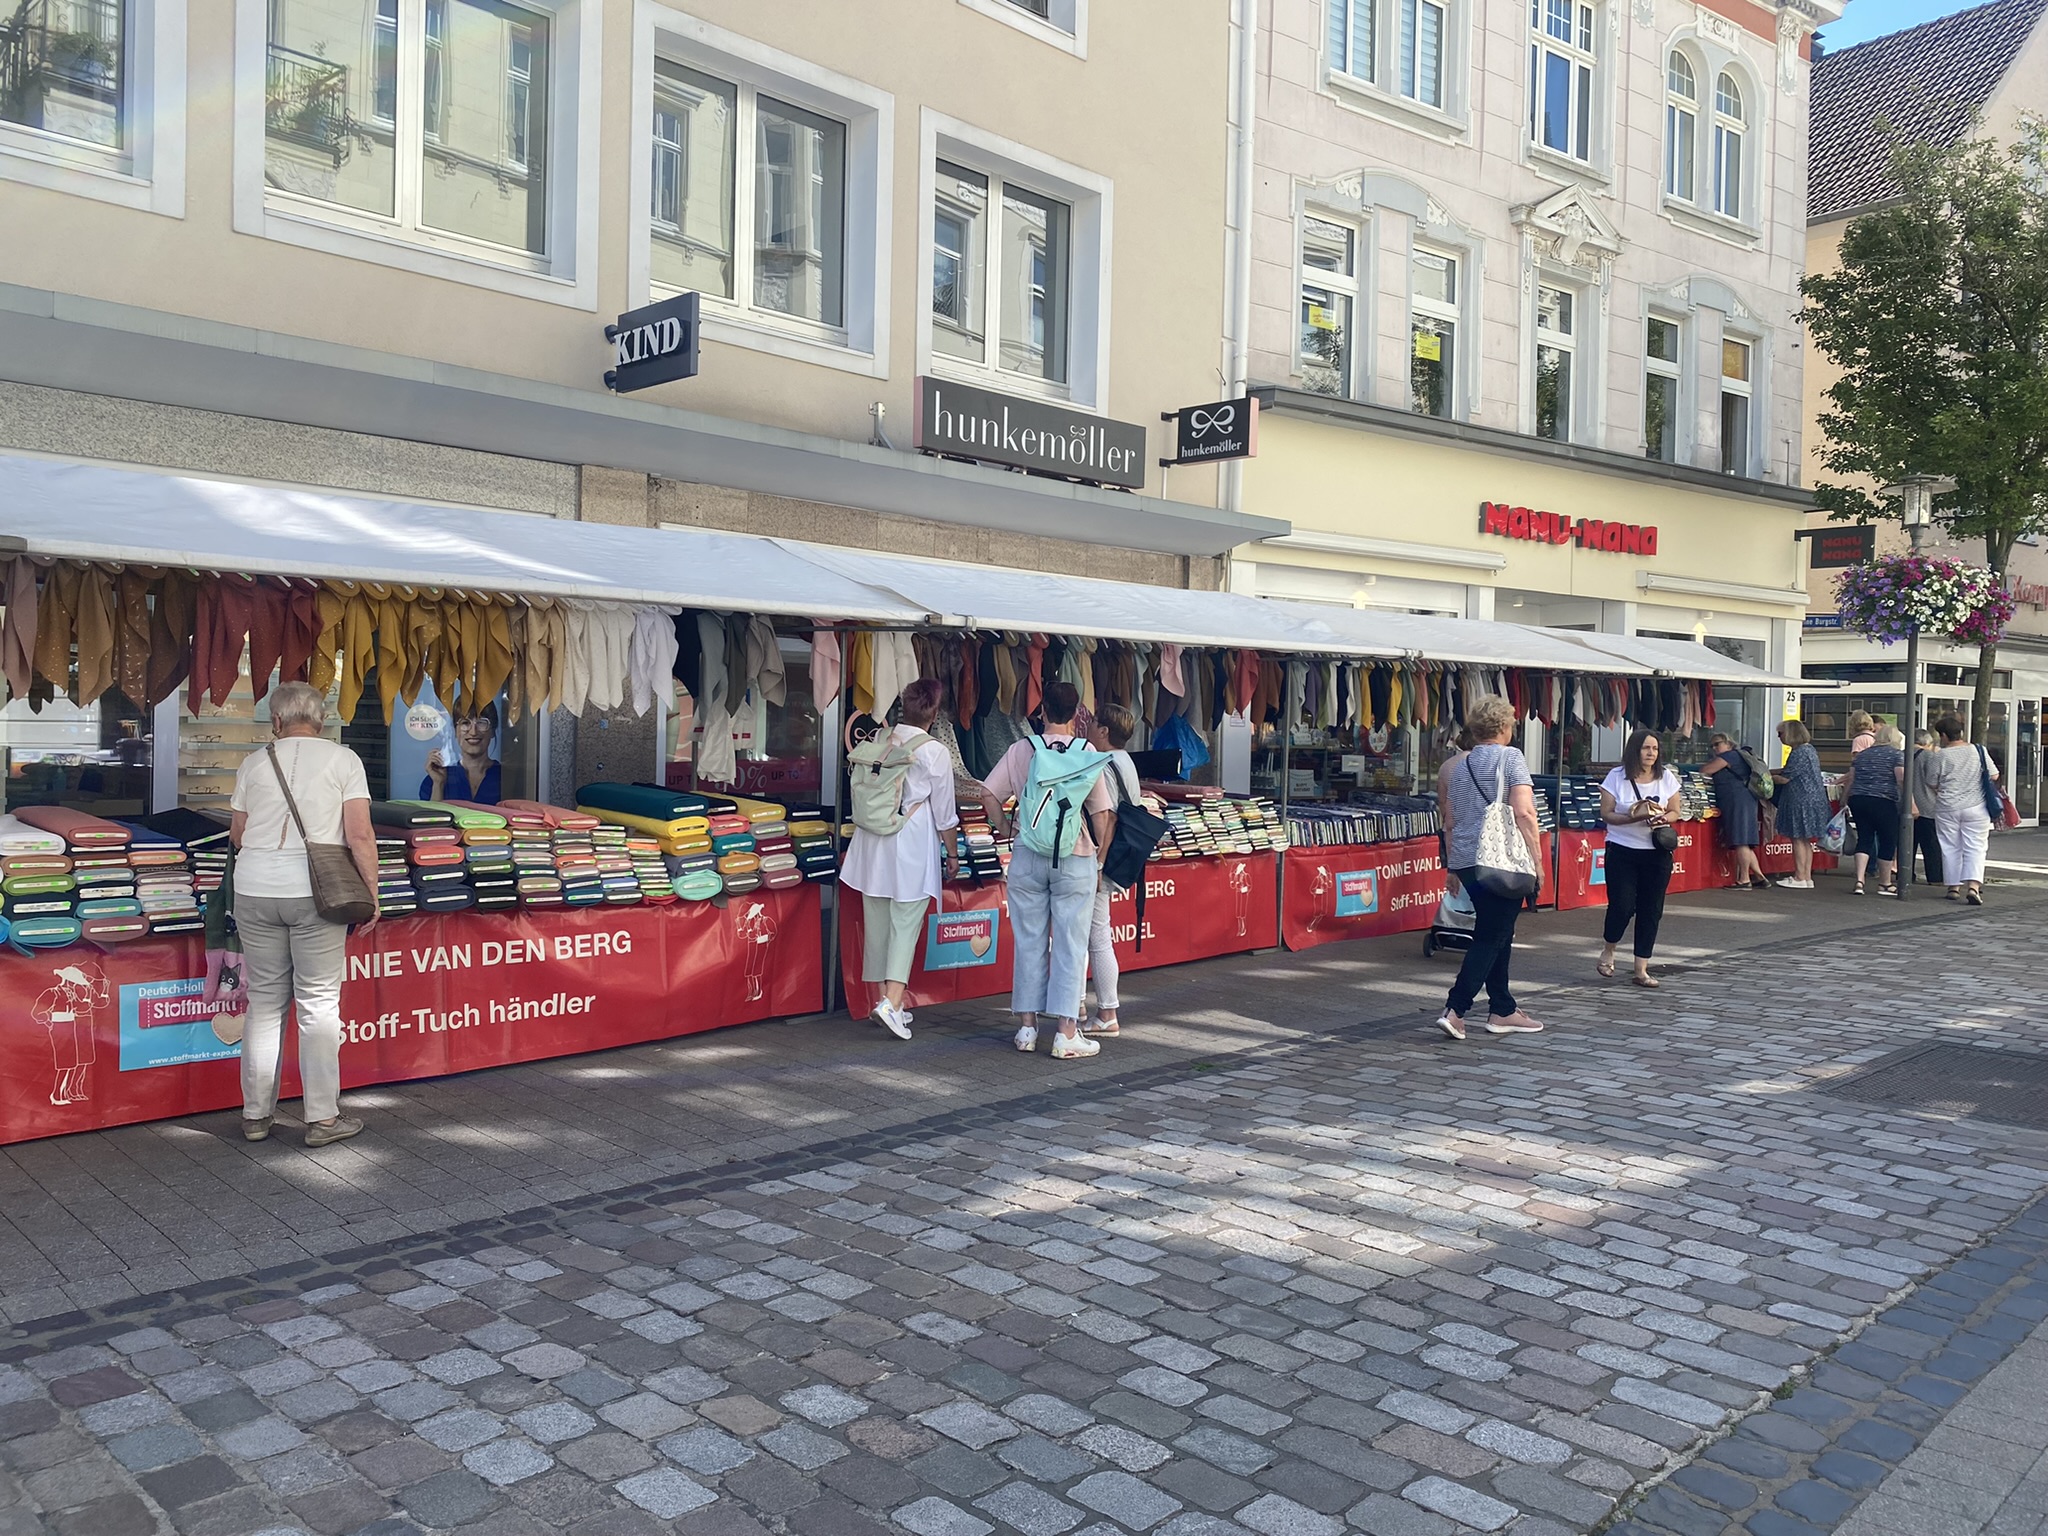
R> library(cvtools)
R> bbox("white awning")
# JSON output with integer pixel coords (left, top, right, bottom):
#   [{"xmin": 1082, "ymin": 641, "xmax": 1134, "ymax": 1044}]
[
  {"xmin": 0, "ymin": 453, "xmax": 928, "ymax": 624},
  {"xmin": 1272, "ymin": 606, "xmax": 1655, "ymax": 674},
  {"xmin": 1543, "ymin": 630, "xmax": 1814, "ymax": 687},
  {"xmin": 775, "ymin": 540, "xmax": 1396, "ymax": 657}
]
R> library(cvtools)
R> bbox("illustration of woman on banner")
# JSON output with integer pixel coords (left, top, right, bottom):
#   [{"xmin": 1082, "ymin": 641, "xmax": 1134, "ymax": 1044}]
[
  {"xmin": 1229, "ymin": 860, "xmax": 1252, "ymax": 938},
  {"xmin": 737, "ymin": 901, "xmax": 777, "ymax": 1003},
  {"xmin": 34, "ymin": 963, "xmax": 108, "ymax": 1106}
]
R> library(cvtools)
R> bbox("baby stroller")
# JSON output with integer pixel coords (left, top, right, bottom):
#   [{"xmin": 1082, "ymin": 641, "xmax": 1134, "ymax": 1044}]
[{"xmin": 1422, "ymin": 879, "xmax": 1476, "ymax": 959}]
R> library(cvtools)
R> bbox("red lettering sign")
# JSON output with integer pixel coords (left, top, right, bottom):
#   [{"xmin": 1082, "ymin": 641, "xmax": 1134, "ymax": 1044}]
[{"xmin": 1477, "ymin": 503, "xmax": 1656, "ymax": 557}]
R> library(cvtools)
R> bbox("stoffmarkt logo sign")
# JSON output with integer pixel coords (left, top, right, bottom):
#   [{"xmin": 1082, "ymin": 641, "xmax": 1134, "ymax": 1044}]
[{"xmin": 913, "ymin": 376, "xmax": 1148, "ymax": 490}]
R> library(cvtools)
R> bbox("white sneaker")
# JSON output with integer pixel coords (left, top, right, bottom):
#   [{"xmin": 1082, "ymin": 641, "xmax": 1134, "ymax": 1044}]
[
  {"xmin": 1050, "ymin": 1031, "xmax": 1100, "ymax": 1060},
  {"xmin": 1779, "ymin": 878, "xmax": 1816, "ymax": 889},
  {"xmin": 1014, "ymin": 1023, "xmax": 1039, "ymax": 1052},
  {"xmin": 871, "ymin": 1001, "xmax": 912, "ymax": 1041}
]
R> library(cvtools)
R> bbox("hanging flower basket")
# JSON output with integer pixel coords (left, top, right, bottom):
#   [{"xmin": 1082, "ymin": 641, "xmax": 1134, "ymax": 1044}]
[{"xmin": 1833, "ymin": 554, "xmax": 2016, "ymax": 647}]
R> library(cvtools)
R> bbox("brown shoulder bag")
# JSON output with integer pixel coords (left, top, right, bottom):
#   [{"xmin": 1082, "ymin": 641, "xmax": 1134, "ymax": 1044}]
[{"xmin": 267, "ymin": 744, "xmax": 378, "ymax": 925}]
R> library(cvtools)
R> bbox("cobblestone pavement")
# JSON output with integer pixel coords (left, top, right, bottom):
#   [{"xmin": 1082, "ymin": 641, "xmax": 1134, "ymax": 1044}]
[
  {"xmin": 7, "ymin": 856, "xmax": 2047, "ymax": 1329},
  {"xmin": 3, "ymin": 893, "xmax": 2048, "ymax": 1534}
]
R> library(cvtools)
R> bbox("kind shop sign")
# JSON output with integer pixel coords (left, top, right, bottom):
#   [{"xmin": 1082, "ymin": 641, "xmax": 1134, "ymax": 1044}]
[
  {"xmin": 0, "ymin": 895, "xmax": 824, "ymax": 1146},
  {"xmin": 1283, "ymin": 838, "xmax": 1446, "ymax": 950}
]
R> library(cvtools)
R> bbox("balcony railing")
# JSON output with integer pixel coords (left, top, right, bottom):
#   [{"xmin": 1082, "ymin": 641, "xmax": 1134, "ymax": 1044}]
[
  {"xmin": 0, "ymin": 0, "xmax": 122, "ymax": 128},
  {"xmin": 265, "ymin": 41, "xmax": 352, "ymax": 167}
]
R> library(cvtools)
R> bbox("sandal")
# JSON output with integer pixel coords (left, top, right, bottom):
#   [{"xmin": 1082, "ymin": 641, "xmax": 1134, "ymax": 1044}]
[
  {"xmin": 1597, "ymin": 953, "xmax": 1616, "ymax": 978},
  {"xmin": 1853, "ymin": 881, "xmax": 1866, "ymax": 895},
  {"xmin": 1633, "ymin": 973, "xmax": 1660, "ymax": 988}
]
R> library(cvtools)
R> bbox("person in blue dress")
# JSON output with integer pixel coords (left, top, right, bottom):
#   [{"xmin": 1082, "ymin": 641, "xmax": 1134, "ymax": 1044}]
[
  {"xmin": 1769, "ymin": 718, "xmax": 1830, "ymax": 889},
  {"xmin": 1702, "ymin": 731, "xmax": 1766, "ymax": 889},
  {"xmin": 422, "ymin": 703, "xmax": 502, "ymax": 804}
]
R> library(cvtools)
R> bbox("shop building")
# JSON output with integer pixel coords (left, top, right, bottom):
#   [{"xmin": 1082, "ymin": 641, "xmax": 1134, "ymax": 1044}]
[
  {"xmin": 0, "ymin": 0, "xmax": 1277, "ymax": 813},
  {"xmin": 1223, "ymin": 0, "xmax": 1832, "ymax": 785},
  {"xmin": 1798, "ymin": 0, "xmax": 2048, "ymax": 809}
]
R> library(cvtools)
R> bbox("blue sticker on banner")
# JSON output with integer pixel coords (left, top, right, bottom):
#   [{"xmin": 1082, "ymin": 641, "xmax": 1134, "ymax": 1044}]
[
  {"xmin": 119, "ymin": 978, "xmax": 240, "ymax": 1071},
  {"xmin": 1334, "ymin": 870, "xmax": 1380, "ymax": 917},
  {"xmin": 1590, "ymin": 847, "xmax": 1607, "ymax": 887},
  {"xmin": 925, "ymin": 909, "xmax": 1001, "ymax": 970}
]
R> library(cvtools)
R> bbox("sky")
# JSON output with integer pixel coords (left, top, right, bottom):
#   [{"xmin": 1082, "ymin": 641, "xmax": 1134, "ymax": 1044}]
[{"xmin": 1820, "ymin": 0, "xmax": 1989, "ymax": 49}]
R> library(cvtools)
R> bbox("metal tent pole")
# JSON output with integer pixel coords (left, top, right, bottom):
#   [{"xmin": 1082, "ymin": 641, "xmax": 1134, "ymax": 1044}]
[
  {"xmin": 1274, "ymin": 658, "xmax": 1297, "ymax": 943},
  {"xmin": 823, "ymin": 625, "xmax": 859, "ymax": 1013}
]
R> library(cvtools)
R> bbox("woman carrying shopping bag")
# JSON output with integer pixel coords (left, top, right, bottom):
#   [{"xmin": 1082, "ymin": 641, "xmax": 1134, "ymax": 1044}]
[{"xmin": 1434, "ymin": 696, "xmax": 1545, "ymax": 1042}]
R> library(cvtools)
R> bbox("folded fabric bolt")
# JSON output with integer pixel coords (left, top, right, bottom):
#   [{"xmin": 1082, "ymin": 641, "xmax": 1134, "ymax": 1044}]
[
  {"xmin": 11, "ymin": 916, "xmax": 81, "ymax": 947},
  {"xmin": 0, "ymin": 814, "xmax": 67, "ymax": 855},
  {"xmin": 408, "ymin": 846, "xmax": 467, "ymax": 867},
  {"xmin": 673, "ymin": 869, "xmax": 724, "ymax": 900},
  {"xmin": 3, "ymin": 873, "xmax": 75, "ymax": 897},
  {"xmin": 406, "ymin": 827, "xmax": 464, "ymax": 846},
  {"xmin": 726, "ymin": 796, "xmax": 786, "ymax": 824},
  {"xmin": 578, "ymin": 783, "xmax": 712, "ymax": 821},
  {"xmin": 499, "ymin": 799, "xmax": 601, "ymax": 830},
  {"xmin": 716, "ymin": 851, "xmax": 762, "ymax": 876},
  {"xmin": 77, "ymin": 897, "xmax": 144, "ymax": 919},
  {"xmin": 709, "ymin": 834, "xmax": 755, "ymax": 858},
  {"xmin": 787, "ymin": 820, "xmax": 829, "ymax": 841},
  {"xmin": 411, "ymin": 867, "xmax": 470, "ymax": 888},
  {"xmin": 83, "ymin": 916, "xmax": 149, "ymax": 942},
  {"xmin": 720, "ymin": 873, "xmax": 761, "ymax": 895},
  {"xmin": 14, "ymin": 806, "xmax": 131, "ymax": 846},
  {"xmin": 762, "ymin": 867, "xmax": 804, "ymax": 890},
  {"xmin": 579, "ymin": 806, "xmax": 714, "ymax": 843},
  {"xmin": 5, "ymin": 894, "xmax": 76, "ymax": 917},
  {"xmin": 1, "ymin": 855, "xmax": 71, "ymax": 877},
  {"xmin": 461, "ymin": 829, "xmax": 512, "ymax": 848},
  {"xmin": 418, "ymin": 887, "xmax": 477, "ymax": 911},
  {"xmin": 758, "ymin": 852, "xmax": 799, "ymax": 873},
  {"xmin": 429, "ymin": 801, "xmax": 510, "ymax": 830},
  {"xmin": 369, "ymin": 801, "xmax": 456, "ymax": 829}
]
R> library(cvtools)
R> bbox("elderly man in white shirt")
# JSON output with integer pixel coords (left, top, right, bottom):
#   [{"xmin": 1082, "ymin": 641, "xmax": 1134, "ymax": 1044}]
[{"xmin": 840, "ymin": 678, "xmax": 959, "ymax": 1038}]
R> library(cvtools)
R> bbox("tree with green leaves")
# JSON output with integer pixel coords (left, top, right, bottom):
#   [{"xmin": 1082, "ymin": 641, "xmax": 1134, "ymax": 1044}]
[{"xmin": 1802, "ymin": 125, "xmax": 2048, "ymax": 741}]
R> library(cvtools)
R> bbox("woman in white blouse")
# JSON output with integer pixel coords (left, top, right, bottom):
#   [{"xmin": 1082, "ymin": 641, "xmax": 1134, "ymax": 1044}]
[{"xmin": 840, "ymin": 678, "xmax": 958, "ymax": 1039}]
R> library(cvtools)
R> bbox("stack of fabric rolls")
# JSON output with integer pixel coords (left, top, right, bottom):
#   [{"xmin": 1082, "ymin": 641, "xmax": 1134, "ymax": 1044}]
[
  {"xmin": 10, "ymin": 807, "xmax": 142, "ymax": 946},
  {"xmin": 120, "ymin": 823, "xmax": 204, "ymax": 935},
  {"xmin": 135, "ymin": 808, "xmax": 231, "ymax": 898},
  {"xmin": 369, "ymin": 802, "xmax": 471, "ymax": 914},
  {"xmin": 575, "ymin": 783, "xmax": 727, "ymax": 902},
  {"xmin": 789, "ymin": 811, "xmax": 838, "ymax": 884},
  {"xmin": 0, "ymin": 812, "xmax": 71, "ymax": 947}
]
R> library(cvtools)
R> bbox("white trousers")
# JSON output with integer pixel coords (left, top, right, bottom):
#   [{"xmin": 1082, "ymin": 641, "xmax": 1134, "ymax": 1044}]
[
  {"xmin": 1086, "ymin": 878, "xmax": 1120, "ymax": 1013},
  {"xmin": 237, "ymin": 894, "xmax": 348, "ymax": 1123},
  {"xmin": 1934, "ymin": 809, "xmax": 1991, "ymax": 886}
]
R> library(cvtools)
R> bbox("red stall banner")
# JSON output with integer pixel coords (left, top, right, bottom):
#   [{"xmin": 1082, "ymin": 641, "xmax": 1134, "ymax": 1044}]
[
  {"xmin": 0, "ymin": 890, "xmax": 823, "ymax": 1147},
  {"xmin": 1282, "ymin": 838, "xmax": 1445, "ymax": 951},
  {"xmin": 1553, "ymin": 828, "xmax": 1608, "ymax": 910},
  {"xmin": 1759, "ymin": 832, "xmax": 1839, "ymax": 877},
  {"xmin": 840, "ymin": 855, "xmax": 1280, "ymax": 1021}
]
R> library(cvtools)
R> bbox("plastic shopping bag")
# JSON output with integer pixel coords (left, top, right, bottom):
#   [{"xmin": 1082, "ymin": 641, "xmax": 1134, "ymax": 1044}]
[{"xmin": 1818, "ymin": 806, "xmax": 1849, "ymax": 855}]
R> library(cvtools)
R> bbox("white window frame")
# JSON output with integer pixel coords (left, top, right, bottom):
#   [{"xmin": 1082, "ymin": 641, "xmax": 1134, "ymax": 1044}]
[
  {"xmin": 916, "ymin": 109, "xmax": 1111, "ymax": 411},
  {"xmin": 1296, "ymin": 211, "xmax": 1365, "ymax": 399},
  {"xmin": 1527, "ymin": 0, "xmax": 1597, "ymax": 168},
  {"xmin": 1643, "ymin": 312, "xmax": 1683, "ymax": 462},
  {"xmin": 1663, "ymin": 49, "xmax": 1697, "ymax": 203},
  {"xmin": 628, "ymin": 3, "xmax": 891, "ymax": 377},
  {"xmin": 1658, "ymin": 41, "xmax": 1762, "ymax": 241},
  {"xmin": 956, "ymin": 0, "xmax": 1086, "ymax": 57},
  {"xmin": 1408, "ymin": 242, "xmax": 1461, "ymax": 420},
  {"xmin": 1711, "ymin": 69, "xmax": 1744, "ymax": 221},
  {"xmin": 0, "ymin": 0, "xmax": 185, "ymax": 216},
  {"xmin": 1532, "ymin": 281, "xmax": 1578, "ymax": 443},
  {"xmin": 1720, "ymin": 334, "xmax": 1754, "ymax": 476},
  {"xmin": 232, "ymin": 0, "xmax": 599, "ymax": 307},
  {"xmin": 1324, "ymin": 0, "xmax": 1469, "ymax": 135}
]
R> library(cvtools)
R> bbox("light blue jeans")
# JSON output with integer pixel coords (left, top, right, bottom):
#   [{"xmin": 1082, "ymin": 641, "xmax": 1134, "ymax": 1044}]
[{"xmin": 1007, "ymin": 844, "xmax": 1097, "ymax": 1021}]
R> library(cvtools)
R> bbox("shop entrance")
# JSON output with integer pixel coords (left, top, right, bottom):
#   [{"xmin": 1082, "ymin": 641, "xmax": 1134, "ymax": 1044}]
[{"xmin": 2019, "ymin": 701, "xmax": 2042, "ymax": 822}]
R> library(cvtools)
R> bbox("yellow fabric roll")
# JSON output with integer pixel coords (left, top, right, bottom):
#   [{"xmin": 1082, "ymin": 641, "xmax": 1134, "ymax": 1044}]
[
  {"xmin": 726, "ymin": 796, "xmax": 786, "ymax": 825},
  {"xmin": 716, "ymin": 852, "xmax": 762, "ymax": 876},
  {"xmin": 580, "ymin": 806, "xmax": 713, "ymax": 842}
]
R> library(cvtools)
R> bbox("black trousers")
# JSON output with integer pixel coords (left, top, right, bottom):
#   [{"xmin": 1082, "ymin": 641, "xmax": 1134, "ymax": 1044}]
[
  {"xmin": 1911, "ymin": 816, "xmax": 1945, "ymax": 886},
  {"xmin": 1446, "ymin": 868, "xmax": 1524, "ymax": 1018},
  {"xmin": 1602, "ymin": 844, "xmax": 1673, "ymax": 960},
  {"xmin": 1847, "ymin": 794, "xmax": 1900, "ymax": 864}
]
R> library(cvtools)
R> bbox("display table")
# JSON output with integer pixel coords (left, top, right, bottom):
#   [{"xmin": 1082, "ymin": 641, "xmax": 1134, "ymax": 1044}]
[
  {"xmin": 1281, "ymin": 837, "xmax": 1446, "ymax": 951},
  {"xmin": 0, "ymin": 889, "xmax": 823, "ymax": 1146},
  {"xmin": 840, "ymin": 854, "xmax": 1279, "ymax": 1020}
]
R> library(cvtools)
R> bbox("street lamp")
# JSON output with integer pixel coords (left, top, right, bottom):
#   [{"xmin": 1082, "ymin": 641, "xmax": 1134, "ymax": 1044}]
[{"xmin": 1884, "ymin": 473, "xmax": 1957, "ymax": 897}]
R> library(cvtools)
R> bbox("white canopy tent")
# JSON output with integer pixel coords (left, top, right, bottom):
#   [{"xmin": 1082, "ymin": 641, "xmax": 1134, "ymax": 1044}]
[
  {"xmin": 775, "ymin": 540, "xmax": 1400, "ymax": 658},
  {"xmin": 1270, "ymin": 605, "xmax": 1656, "ymax": 675},
  {"xmin": 1541, "ymin": 629, "xmax": 1816, "ymax": 688},
  {"xmin": 0, "ymin": 453, "xmax": 930, "ymax": 625}
]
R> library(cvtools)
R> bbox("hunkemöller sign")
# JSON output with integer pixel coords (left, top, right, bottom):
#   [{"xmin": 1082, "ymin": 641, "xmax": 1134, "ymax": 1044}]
[
  {"xmin": 914, "ymin": 376, "xmax": 1147, "ymax": 490},
  {"xmin": 1479, "ymin": 500, "xmax": 1659, "ymax": 556}
]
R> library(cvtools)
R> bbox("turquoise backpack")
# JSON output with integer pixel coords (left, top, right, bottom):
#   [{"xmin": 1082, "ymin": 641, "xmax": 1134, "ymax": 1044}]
[{"xmin": 1016, "ymin": 736, "xmax": 1111, "ymax": 865}]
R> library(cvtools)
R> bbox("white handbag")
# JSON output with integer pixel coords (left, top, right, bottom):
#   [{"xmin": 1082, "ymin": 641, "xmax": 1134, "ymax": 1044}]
[{"xmin": 1470, "ymin": 750, "xmax": 1540, "ymax": 899}]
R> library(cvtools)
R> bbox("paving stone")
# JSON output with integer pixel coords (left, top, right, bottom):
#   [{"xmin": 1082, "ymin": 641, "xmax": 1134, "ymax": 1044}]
[
  {"xmin": 216, "ymin": 1418, "xmax": 309, "ymax": 1460},
  {"xmin": 997, "ymin": 1433, "xmax": 1095, "ymax": 1482},
  {"xmin": 910, "ymin": 1443, "xmax": 1008, "ymax": 1499},
  {"xmin": 1175, "ymin": 1424, "xmax": 1274, "ymax": 1476},
  {"xmin": 105, "ymin": 1423, "xmax": 202, "ymax": 1472},
  {"xmin": 975, "ymin": 1481, "xmax": 1087, "ymax": 1536},
  {"xmin": 918, "ymin": 1401, "xmax": 1019, "ymax": 1450},
  {"xmin": 1070, "ymin": 1470, "xmax": 1183, "ymax": 1531},
  {"xmin": 616, "ymin": 1466, "xmax": 717, "ymax": 1519},
  {"xmin": 1400, "ymin": 1475, "xmax": 1519, "ymax": 1533},
  {"xmin": 462, "ymin": 1436, "xmax": 553, "ymax": 1486},
  {"xmin": 1237, "ymin": 1493, "xmax": 1342, "ymax": 1536},
  {"xmin": 1344, "ymin": 1492, "xmax": 1455, "ymax": 1536},
  {"xmin": 598, "ymin": 1392, "xmax": 694, "ymax": 1440},
  {"xmin": 1075, "ymin": 1423, "xmax": 1171, "ymax": 1472},
  {"xmin": 415, "ymin": 1408, "xmax": 504, "ymax": 1453},
  {"xmin": 895, "ymin": 1495, "xmax": 996, "ymax": 1536},
  {"xmin": 762, "ymin": 1423, "xmax": 852, "ymax": 1471}
]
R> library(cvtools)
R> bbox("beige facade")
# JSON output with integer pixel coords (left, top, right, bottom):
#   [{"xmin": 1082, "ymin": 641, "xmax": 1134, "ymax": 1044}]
[
  {"xmin": 0, "ymin": 0, "xmax": 1253, "ymax": 573},
  {"xmin": 1225, "ymin": 0, "xmax": 1829, "ymax": 755}
]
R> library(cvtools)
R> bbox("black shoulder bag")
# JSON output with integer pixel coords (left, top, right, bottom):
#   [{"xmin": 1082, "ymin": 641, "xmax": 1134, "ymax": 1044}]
[{"xmin": 1099, "ymin": 766, "xmax": 1170, "ymax": 950}]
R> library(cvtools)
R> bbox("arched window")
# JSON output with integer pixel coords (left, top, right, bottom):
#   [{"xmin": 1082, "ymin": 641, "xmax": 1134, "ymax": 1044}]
[
  {"xmin": 1664, "ymin": 52, "xmax": 1696, "ymax": 202},
  {"xmin": 1712, "ymin": 71, "xmax": 1744, "ymax": 218}
]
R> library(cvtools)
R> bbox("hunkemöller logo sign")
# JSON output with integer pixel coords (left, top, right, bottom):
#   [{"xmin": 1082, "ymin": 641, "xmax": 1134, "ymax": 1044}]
[{"xmin": 914, "ymin": 377, "xmax": 1147, "ymax": 490}]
